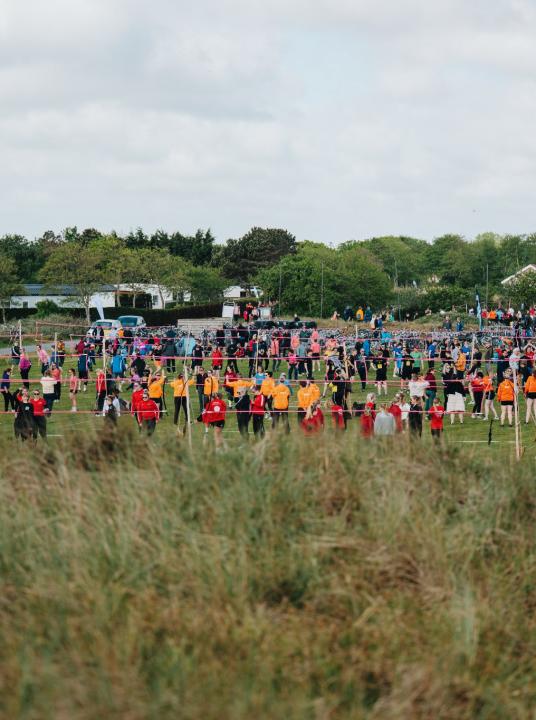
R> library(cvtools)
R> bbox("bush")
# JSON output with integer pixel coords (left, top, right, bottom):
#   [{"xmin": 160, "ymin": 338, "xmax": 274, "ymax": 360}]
[
  {"xmin": 35, "ymin": 299, "xmax": 62, "ymax": 318},
  {"xmin": 397, "ymin": 285, "xmax": 473, "ymax": 315}
]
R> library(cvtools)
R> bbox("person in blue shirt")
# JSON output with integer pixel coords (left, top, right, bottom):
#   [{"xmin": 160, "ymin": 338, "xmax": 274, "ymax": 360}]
[
  {"xmin": 427, "ymin": 341, "xmax": 437, "ymax": 370},
  {"xmin": 456, "ymin": 317, "xmax": 464, "ymax": 332}
]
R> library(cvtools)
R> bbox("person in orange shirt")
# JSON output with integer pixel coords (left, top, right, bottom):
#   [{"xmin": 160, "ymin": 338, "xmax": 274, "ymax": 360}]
[
  {"xmin": 169, "ymin": 372, "xmax": 194, "ymax": 427},
  {"xmin": 260, "ymin": 372, "xmax": 276, "ymax": 412},
  {"xmin": 497, "ymin": 370, "xmax": 515, "ymax": 427},
  {"xmin": 271, "ymin": 374, "xmax": 291, "ymax": 432},
  {"xmin": 297, "ymin": 379, "xmax": 320, "ymax": 425},
  {"xmin": 524, "ymin": 368, "xmax": 536, "ymax": 424},
  {"xmin": 148, "ymin": 370, "xmax": 166, "ymax": 414},
  {"xmin": 482, "ymin": 373, "xmax": 498, "ymax": 421},
  {"xmin": 227, "ymin": 373, "xmax": 254, "ymax": 399}
]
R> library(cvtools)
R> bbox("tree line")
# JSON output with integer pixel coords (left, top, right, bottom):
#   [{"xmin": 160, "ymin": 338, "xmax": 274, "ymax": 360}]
[{"xmin": 1, "ymin": 227, "xmax": 536, "ymax": 321}]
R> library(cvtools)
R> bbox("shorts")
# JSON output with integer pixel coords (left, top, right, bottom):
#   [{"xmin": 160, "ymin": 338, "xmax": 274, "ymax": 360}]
[
  {"xmin": 78, "ymin": 370, "xmax": 88, "ymax": 380},
  {"xmin": 484, "ymin": 391, "xmax": 495, "ymax": 400},
  {"xmin": 69, "ymin": 389, "xmax": 78, "ymax": 396},
  {"xmin": 210, "ymin": 420, "xmax": 225, "ymax": 428},
  {"xmin": 526, "ymin": 392, "xmax": 536, "ymax": 399},
  {"xmin": 500, "ymin": 400, "xmax": 513, "ymax": 406}
]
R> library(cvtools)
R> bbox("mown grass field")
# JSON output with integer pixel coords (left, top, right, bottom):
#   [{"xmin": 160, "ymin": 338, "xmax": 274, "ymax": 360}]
[
  {"xmin": 1, "ymin": 347, "xmax": 535, "ymax": 461},
  {"xmin": 0, "ymin": 425, "xmax": 535, "ymax": 719}
]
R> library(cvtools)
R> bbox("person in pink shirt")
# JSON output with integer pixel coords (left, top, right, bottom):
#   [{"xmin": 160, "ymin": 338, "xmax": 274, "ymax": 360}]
[
  {"xmin": 36, "ymin": 344, "xmax": 50, "ymax": 374},
  {"xmin": 290, "ymin": 333, "xmax": 300, "ymax": 351},
  {"xmin": 270, "ymin": 337, "xmax": 280, "ymax": 372},
  {"xmin": 310, "ymin": 340, "xmax": 321, "ymax": 372},
  {"xmin": 68, "ymin": 368, "xmax": 78, "ymax": 412}
]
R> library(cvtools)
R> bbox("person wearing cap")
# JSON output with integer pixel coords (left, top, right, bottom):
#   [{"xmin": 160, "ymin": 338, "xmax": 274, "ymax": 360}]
[{"xmin": 136, "ymin": 389, "xmax": 160, "ymax": 435}]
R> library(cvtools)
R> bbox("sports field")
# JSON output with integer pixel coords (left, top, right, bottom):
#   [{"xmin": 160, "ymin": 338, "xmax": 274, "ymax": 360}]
[{"xmin": 1, "ymin": 348, "xmax": 535, "ymax": 461}]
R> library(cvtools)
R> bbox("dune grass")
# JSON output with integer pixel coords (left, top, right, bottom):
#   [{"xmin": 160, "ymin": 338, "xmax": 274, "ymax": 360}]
[{"xmin": 0, "ymin": 426, "xmax": 535, "ymax": 719}]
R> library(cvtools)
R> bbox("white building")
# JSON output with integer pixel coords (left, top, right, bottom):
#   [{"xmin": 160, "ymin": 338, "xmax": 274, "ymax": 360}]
[
  {"xmin": 501, "ymin": 264, "xmax": 536, "ymax": 285},
  {"xmin": 10, "ymin": 283, "xmax": 258, "ymax": 310}
]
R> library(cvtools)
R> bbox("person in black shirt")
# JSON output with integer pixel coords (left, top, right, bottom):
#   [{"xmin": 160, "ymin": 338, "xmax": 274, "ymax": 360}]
[
  {"xmin": 235, "ymin": 388, "xmax": 251, "ymax": 436},
  {"xmin": 13, "ymin": 388, "xmax": 35, "ymax": 441},
  {"xmin": 409, "ymin": 396, "xmax": 423, "ymax": 437}
]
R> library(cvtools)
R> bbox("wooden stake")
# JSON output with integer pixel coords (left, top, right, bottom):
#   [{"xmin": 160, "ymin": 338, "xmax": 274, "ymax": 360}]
[{"xmin": 513, "ymin": 369, "xmax": 522, "ymax": 460}]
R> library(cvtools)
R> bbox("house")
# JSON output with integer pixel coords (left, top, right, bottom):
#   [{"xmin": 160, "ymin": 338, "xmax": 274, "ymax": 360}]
[
  {"xmin": 9, "ymin": 283, "xmax": 260, "ymax": 310},
  {"xmin": 501, "ymin": 264, "xmax": 536, "ymax": 285}
]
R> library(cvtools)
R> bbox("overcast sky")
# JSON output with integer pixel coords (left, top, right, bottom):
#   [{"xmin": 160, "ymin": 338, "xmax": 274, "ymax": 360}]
[{"xmin": 1, "ymin": 0, "xmax": 536, "ymax": 245}]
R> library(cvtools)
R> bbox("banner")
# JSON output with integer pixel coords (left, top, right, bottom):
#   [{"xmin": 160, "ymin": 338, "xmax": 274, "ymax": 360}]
[{"xmin": 93, "ymin": 295, "xmax": 105, "ymax": 320}]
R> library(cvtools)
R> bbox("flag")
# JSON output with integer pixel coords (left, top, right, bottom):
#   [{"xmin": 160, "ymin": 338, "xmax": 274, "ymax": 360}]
[
  {"xmin": 93, "ymin": 295, "xmax": 105, "ymax": 320},
  {"xmin": 475, "ymin": 288, "xmax": 482, "ymax": 330}
]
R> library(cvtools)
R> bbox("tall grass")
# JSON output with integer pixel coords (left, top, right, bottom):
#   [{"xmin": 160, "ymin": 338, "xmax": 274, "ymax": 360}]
[{"xmin": 0, "ymin": 428, "xmax": 535, "ymax": 719}]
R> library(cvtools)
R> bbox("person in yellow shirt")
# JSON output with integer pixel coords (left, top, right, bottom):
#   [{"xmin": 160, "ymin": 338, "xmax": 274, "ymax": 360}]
[
  {"xmin": 169, "ymin": 373, "xmax": 194, "ymax": 426},
  {"xmin": 148, "ymin": 370, "xmax": 166, "ymax": 413},
  {"xmin": 260, "ymin": 371, "xmax": 276, "ymax": 411},
  {"xmin": 455, "ymin": 351, "xmax": 467, "ymax": 379},
  {"xmin": 203, "ymin": 371, "xmax": 219, "ymax": 405},
  {"xmin": 297, "ymin": 379, "xmax": 320, "ymax": 425},
  {"xmin": 356, "ymin": 307, "xmax": 364, "ymax": 322},
  {"xmin": 227, "ymin": 373, "xmax": 254, "ymax": 400},
  {"xmin": 271, "ymin": 374, "xmax": 291, "ymax": 432}
]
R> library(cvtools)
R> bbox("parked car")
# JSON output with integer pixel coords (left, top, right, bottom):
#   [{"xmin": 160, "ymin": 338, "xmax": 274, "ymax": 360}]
[
  {"xmin": 90, "ymin": 319, "xmax": 122, "ymax": 336},
  {"xmin": 117, "ymin": 315, "xmax": 146, "ymax": 329}
]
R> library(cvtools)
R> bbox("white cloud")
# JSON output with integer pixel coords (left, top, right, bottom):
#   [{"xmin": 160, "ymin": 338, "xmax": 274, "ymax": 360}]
[{"xmin": 1, "ymin": 0, "xmax": 536, "ymax": 243}]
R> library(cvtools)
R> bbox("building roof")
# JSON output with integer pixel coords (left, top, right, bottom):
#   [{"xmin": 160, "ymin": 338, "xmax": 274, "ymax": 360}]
[
  {"xmin": 20, "ymin": 284, "xmax": 116, "ymax": 296},
  {"xmin": 501, "ymin": 264, "xmax": 536, "ymax": 285}
]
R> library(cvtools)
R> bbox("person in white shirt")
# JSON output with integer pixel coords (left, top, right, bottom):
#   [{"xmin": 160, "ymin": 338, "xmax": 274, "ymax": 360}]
[
  {"xmin": 408, "ymin": 373, "xmax": 428, "ymax": 401},
  {"xmin": 40, "ymin": 371, "xmax": 57, "ymax": 413}
]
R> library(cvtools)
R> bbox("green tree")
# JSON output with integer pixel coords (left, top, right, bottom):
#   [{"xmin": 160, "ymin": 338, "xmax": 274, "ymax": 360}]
[
  {"xmin": 40, "ymin": 241, "xmax": 105, "ymax": 322},
  {"xmin": 217, "ymin": 227, "xmax": 297, "ymax": 284},
  {"xmin": 188, "ymin": 266, "xmax": 227, "ymax": 303},
  {"xmin": 503, "ymin": 270, "xmax": 536, "ymax": 308},
  {"xmin": 357, "ymin": 236, "xmax": 427, "ymax": 285},
  {"xmin": 257, "ymin": 242, "xmax": 391, "ymax": 317},
  {"xmin": 0, "ymin": 234, "xmax": 45, "ymax": 282},
  {"xmin": 137, "ymin": 250, "xmax": 191, "ymax": 308},
  {"xmin": 0, "ymin": 255, "xmax": 24, "ymax": 323},
  {"xmin": 425, "ymin": 234, "xmax": 476, "ymax": 287}
]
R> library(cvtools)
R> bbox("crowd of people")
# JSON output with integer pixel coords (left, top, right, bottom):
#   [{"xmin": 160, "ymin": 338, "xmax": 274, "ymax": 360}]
[{"xmin": 2, "ymin": 321, "xmax": 536, "ymax": 444}]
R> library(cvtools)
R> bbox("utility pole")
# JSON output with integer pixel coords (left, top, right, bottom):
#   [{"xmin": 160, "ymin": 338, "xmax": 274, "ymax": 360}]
[
  {"xmin": 278, "ymin": 265, "xmax": 282, "ymax": 318},
  {"xmin": 394, "ymin": 259, "xmax": 401, "ymax": 321},
  {"xmin": 320, "ymin": 263, "xmax": 324, "ymax": 319}
]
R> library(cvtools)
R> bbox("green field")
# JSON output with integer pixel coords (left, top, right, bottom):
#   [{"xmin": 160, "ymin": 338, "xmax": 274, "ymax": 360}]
[{"xmin": 1, "ymin": 350, "xmax": 535, "ymax": 462}]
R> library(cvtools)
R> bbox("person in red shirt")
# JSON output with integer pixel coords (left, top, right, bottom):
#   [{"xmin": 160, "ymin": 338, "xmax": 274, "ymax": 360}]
[
  {"xmin": 250, "ymin": 388, "xmax": 266, "ymax": 437},
  {"xmin": 130, "ymin": 383, "xmax": 144, "ymax": 417},
  {"xmin": 470, "ymin": 371, "xmax": 485, "ymax": 417},
  {"xmin": 428, "ymin": 396, "xmax": 445, "ymax": 442},
  {"xmin": 360, "ymin": 406, "xmax": 375, "ymax": 438},
  {"xmin": 388, "ymin": 395, "xmax": 403, "ymax": 432},
  {"xmin": 136, "ymin": 390, "xmax": 160, "ymax": 435},
  {"xmin": 211, "ymin": 347, "xmax": 223, "ymax": 376},
  {"xmin": 30, "ymin": 388, "xmax": 48, "ymax": 439},
  {"xmin": 95, "ymin": 369, "xmax": 107, "ymax": 413},
  {"xmin": 202, "ymin": 393, "xmax": 227, "ymax": 447},
  {"xmin": 330, "ymin": 402, "xmax": 346, "ymax": 430},
  {"xmin": 301, "ymin": 401, "xmax": 324, "ymax": 435}
]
